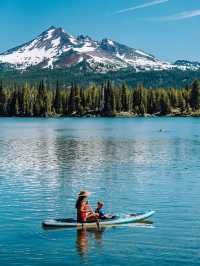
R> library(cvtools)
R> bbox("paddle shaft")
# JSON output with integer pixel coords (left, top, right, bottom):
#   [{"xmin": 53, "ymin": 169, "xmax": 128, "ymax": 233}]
[{"xmin": 88, "ymin": 205, "xmax": 100, "ymax": 230}]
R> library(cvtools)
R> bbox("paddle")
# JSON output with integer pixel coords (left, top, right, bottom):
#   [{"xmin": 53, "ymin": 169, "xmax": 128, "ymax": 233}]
[{"xmin": 89, "ymin": 205, "xmax": 101, "ymax": 231}]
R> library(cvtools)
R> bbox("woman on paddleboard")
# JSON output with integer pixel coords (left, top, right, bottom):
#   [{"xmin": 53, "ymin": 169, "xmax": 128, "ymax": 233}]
[{"xmin": 75, "ymin": 191, "xmax": 99, "ymax": 223}]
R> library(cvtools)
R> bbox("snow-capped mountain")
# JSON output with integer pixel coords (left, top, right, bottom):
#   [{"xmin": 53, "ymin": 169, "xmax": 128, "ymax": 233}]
[
  {"xmin": 0, "ymin": 26, "xmax": 196, "ymax": 73},
  {"xmin": 174, "ymin": 60, "xmax": 200, "ymax": 71},
  {"xmin": 0, "ymin": 26, "xmax": 78, "ymax": 69}
]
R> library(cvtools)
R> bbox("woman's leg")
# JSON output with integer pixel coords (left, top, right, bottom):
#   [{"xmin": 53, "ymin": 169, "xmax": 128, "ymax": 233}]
[{"xmin": 86, "ymin": 213, "xmax": 99, "ymax": 222}]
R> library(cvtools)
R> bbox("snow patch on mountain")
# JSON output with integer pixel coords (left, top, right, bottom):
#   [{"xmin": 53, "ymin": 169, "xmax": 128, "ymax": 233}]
[
  {"xmin": 174, "ymin": 60, "xmax": 200, "ymax": 71},
  {"xmin": 68, "ymin": 35, "xmax": 78, "ymax": 45},
  {"xmin": 107, "ymin": 39, "xmax": 114, "ymax": 46},
  {"xmin": 73, "ymin": 42, "xmax": 96, "ymax": 53},
  {"xmin": 51, "ymin": 37, "xmax": 60, "ymax": 47},
  {"xmin": 0, "ymin": 40, "xmax": 58, "ymax": 69},
  {"xmin": 45, "ymin": 29, "xmax": 55, "ymax": 40},
  {"xmin": 135, "ymin": 49, "xmax": 153, "ymax": 58}
]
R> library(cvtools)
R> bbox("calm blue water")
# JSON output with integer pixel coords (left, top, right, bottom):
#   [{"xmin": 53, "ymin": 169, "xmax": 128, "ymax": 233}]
[{"xmin": 0, "ymin": 117, "xmax": 200, "ymax": 266}]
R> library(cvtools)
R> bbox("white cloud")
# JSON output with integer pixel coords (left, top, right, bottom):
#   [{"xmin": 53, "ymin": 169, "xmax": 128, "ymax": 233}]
[
  {"xmin": 155, "ymin": 8, "xmax": 200, "ymax": 21},
  {"xmin": 114, "ymin": 0, "xmax": 168, "ymax": 15}
]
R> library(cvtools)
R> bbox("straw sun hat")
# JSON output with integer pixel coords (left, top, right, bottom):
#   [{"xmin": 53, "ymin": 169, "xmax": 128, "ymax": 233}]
[{"xmin": 78, "ymin": 190, "xmax": 91, "ymax": 197}]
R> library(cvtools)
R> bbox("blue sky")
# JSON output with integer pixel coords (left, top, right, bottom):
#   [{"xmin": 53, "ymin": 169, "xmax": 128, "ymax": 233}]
[{"xmin": 0, "ymin": 0, "xmax": 200, "ymax": 62}]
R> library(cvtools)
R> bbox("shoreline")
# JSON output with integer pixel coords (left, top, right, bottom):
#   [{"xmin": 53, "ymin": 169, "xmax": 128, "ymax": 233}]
[{"xmin": 1, "ymin": 112, "xmax": 200, "ymax": 118}]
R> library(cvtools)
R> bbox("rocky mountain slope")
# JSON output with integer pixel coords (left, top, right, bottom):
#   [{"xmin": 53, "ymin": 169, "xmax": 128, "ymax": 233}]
[{"xmin": 0, "ymin": 26, "xmax": 176, "ymax": 72}]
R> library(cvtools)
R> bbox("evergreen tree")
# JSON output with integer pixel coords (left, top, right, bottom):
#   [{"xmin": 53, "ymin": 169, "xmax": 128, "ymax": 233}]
[
  {"xmin": 0, "ymin": 80, "xmax": 6, "ymax": 115},
  {"xmin": 103, "ymin": 81, "xmax": 116, "ymax": 114},
  {"xmin": 54, "ymin": 81, "xmax": 63, "ymax": 114},
  {"xmin": 74, "ymin": 84, "xmax": 81, "ymax": 112},
  {"xmin": 160, "ymin": 92, "xmax": 171, "ymax": 115},
  {"xmin": 190, "ymin": 80, "xmax": 200, "ymax": 110},
  {"xmin": 68, "ymin": 84, "xmax": 76, "ymax": 113},
  {"xmin": 10, "ymin": 90, "xmax": 19, "ymax": 116},
  {"xmin": 121, "ymin": 84, "xmax": 129, "ymax": 111}
]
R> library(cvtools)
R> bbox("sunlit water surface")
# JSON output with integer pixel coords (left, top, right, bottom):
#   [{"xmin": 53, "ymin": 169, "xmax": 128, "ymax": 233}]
[{"xmin": 0, "ymin": 117, "xmax": 200, "ymax": 266}]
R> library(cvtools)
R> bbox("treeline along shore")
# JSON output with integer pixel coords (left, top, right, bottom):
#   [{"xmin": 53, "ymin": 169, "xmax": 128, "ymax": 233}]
[{"xmin": 0, "ymin": 79, "xmax": 200, "ymax": 117}]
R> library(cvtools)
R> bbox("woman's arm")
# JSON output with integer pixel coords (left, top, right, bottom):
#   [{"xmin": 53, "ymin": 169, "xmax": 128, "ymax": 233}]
[{"xmin": 80, "ymin": 201, "xmax": 88, "ymax": 212}]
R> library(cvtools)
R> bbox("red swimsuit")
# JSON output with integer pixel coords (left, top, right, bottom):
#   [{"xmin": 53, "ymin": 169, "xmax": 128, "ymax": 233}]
[{"xmin": 80, "ymin": 202, "xmax": 88, "ymax": 222}]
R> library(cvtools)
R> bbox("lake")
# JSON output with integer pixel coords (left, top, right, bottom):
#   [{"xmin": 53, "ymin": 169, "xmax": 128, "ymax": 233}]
[{"xmin": 0, "ymin": 117, "xmax": 200, "ymax": 266}]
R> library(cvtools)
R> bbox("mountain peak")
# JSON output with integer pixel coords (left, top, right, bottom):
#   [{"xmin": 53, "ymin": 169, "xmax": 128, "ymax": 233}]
[
  {"xmin": 101, "ymin": 38, "xmax": 115, "ymax": 46},
  {"xmin": 41, "ymin": 26, "xmax": 57, "ymax": 35},
  {"xmin": 48, "ymin": 25, "xmax": 56, "ymax": 30},
  {"xmin": 77, "ymin": 34, "xmax": 93, "ymax": 41},
  {"xmin": 0, "ymin": 26, "xmax": 187, "ymax": 73}
]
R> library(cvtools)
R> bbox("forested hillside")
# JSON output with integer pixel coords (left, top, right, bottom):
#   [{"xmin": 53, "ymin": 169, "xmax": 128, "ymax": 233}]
[
  {"xmin": 1, "ymin": 67, "xmax": 200, "ymax": 88},
  {"xmin": 0, "ymin": 79, "xmax": 200, "ymax": 117}
]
